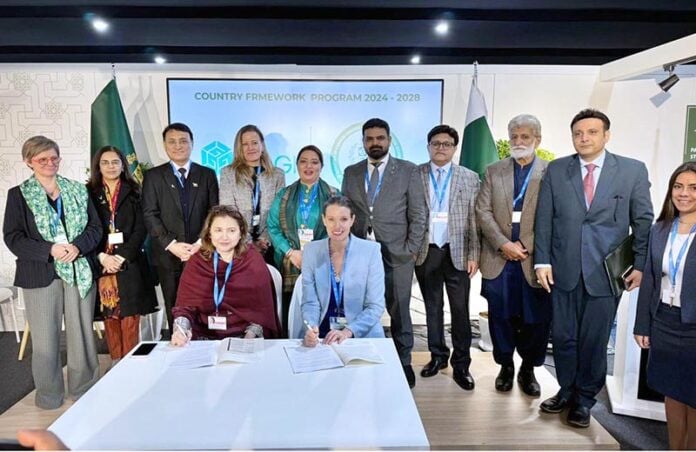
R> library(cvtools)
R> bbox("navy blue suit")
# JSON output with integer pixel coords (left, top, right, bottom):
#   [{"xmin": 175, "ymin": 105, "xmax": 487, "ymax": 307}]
[{"xmin": 535, "ymin": 150, "xmax": 653, "ymax": 408}]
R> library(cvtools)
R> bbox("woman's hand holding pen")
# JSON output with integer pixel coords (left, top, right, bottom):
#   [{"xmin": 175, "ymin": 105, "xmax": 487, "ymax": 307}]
[{"xmin": 303, "ymin": 320, "xmax": 320, "ymax": 347}]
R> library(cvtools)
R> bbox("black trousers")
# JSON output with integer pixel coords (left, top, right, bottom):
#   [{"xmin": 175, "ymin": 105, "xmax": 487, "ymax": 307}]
[
  {"xmin": 415, "ymin": 244, "xmax": 472, "ymax": 370},
  {"xmin": 156, "ymin": 263, "xmax": 183, "ymax": 337},
  {"xmin": 552, "ymin": 277, "xmax": 618, "ymax": 408},
  {"xmin": 385, "ymin": 259, "xmax": 416, "ymax": 366}
]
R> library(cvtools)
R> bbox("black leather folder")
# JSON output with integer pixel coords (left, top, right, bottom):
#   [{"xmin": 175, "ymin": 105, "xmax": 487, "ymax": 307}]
[{"xmin": 604, "ymin": 235, "xmax": 635, "ymax": 297}]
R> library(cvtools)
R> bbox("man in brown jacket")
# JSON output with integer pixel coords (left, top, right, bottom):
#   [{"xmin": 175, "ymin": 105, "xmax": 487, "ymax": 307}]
[{"xmin": 476, "ymin": 114, "xmax": 551, "ymax": 396}]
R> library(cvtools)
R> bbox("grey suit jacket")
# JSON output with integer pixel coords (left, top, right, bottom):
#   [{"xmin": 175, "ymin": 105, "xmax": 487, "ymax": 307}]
[
  {"xmin": 415, "ymin": 162, "xmax": 480, "ymax": 271},
  {"xmin": 534, "ymin": 151, "xmax": 653, "ymax": 297},
  {"xmin": 634, "ymin": 221, "xmax": 696, "ymax": 335},
  {"xmin": 477, "ymin": 157, "xmax": 547, "ymax": 287},
  {"xmin": 218, "ymin": 165, "xmax": 286, "ymax": 242},
  {"xmin": 341, "ymin": 155, "xmax": 427, "ymax": 268}
]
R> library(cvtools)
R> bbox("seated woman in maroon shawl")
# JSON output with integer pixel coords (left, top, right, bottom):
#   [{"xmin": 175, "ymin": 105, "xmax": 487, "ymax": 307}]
[{"xmin": 170, "ymin": 205, "xmax": 280, "ymax": 346}]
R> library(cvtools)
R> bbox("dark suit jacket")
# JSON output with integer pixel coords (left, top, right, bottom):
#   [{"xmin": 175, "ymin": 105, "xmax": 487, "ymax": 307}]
[
  {"xmin": 142, "ymin": 162, "xmax": 219, "ymax": 269},
  {"xmin": 3, "ymin": 184, "xmax": 102, "ymax": 289},
  {"xmin": 634, "ymin": 221, "xmax": 696, "ymax": 335},
  {"xmin": 341, "ymin": 155, "xmax": 426, "ymax": 267},
  {"xmin": 89, "ymin": 182, "xmax": 158, "ymax": 317},
  {"xmin": 534, "ymin": 151, "xmax": 653, "ymax": 297}
]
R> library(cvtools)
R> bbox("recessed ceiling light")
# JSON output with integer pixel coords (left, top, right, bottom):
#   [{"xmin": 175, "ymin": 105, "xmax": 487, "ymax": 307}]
[
  {"xmin": 91, "ymin": 18, "xmax": 109, "ymax": 33},
  {"xmin": 410, "ymin": 55, "xmax": 421, "ymax": 64},
  {"xmin": 434, "ymin": 21, "xmax": 449, "ymax": 35},
  {"xmin": 154, "ymin": 55, "xmax": 167, "ymax": 64}
]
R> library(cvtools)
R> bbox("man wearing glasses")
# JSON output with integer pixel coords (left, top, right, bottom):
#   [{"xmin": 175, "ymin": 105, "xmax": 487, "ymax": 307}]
[
  {"xmin": 476, "ymin": 114, "xmax": 550, "ymax": 397},
  {"xmin": 415, "ymin": 124, "xmax": 480, "ymax": 390},
  {"xmin": 142, "ymin": 123, "xmax": 219, "ymax": 338}
]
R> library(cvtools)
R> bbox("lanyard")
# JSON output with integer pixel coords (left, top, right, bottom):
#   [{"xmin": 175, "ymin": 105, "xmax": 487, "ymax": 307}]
[
  {"xmin": 49, "ymin": 195, "xmax": 63, "ymax": 236},
  {"xmin": 212, "ymin": 251, "xmax": 234, "ymax": 313},
  {"xmin": 429, "ymin": 166, "xmax": 452, "ymax": 211},
  {"xmin": 104, "ymin": 180, "xmax": 121, "ymax": 233},
  {"xmin": 364, "ymin": 165, "xmax": 385, "ymax": 207},
  {"xmin": 512, "ymin": 161, "xmax": 535, "ymax": 210},
  {"xmin": 252, "ymin": 166, "xmax": 261, "ymax": 213},
  {"xmin": 668, "ymin": 218, "xmax": 696, "ymax": 290},
  {"xmin": 329, "ymin": 238, "xmax": 351, "ymax": 310},
  {"xmin": 298, "ymin": 183, "xmax": 319, "ymax": 227}
]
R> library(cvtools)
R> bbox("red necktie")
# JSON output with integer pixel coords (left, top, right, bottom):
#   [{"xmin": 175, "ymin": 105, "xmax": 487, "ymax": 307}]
[{"xmin": 583, "ymin": 163, "xmax": 597, "ymax": 206}]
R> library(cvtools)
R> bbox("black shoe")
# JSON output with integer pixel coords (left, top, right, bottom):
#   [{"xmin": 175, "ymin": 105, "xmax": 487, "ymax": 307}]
[
  {"xmin": 453, "ymin": 368, "xmax": 475, "ymax": 391},
  {"xmin": 420, "ymin": 358, "xmax": 448, "ymax": 377},
  {"xmin": 517, "ymin": 368, "xmax": 541, "ymax": 397},
  {"xmin": 495, "ymin": 364, "xmax": 515, "ymax": 392},
  {"xmin": 539, "ymin": 394, "xmax": 569, "ymax": 413},
  {"xmin": 403, "ymin": 365, "xmax": 416, "ymax": 388},
  {"xmin": 567, "ymin": 404, "xmax": 591, "ymax": 428}
]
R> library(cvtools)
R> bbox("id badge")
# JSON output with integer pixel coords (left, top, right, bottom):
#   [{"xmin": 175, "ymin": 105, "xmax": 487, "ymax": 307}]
[
  {"xmin": 329, "ymin": 316, "xmax": 347, "ymax": 330},
  {"xmin": 208, "ymin": 315, "xmax": 227, "ymax": 330},
  {"xmin": 108, "ymin": 232, "xmax": 124, "ymax": 245},
  {"xmin": 53, "ymin": 232, "xmax": 68, "ymax": 244},
  {"xmin": 298, "ymin": 228, "xmax": 314, "ymax": 250},
  {"xmin": 432, "ymin": 212, "xmax": 448, "ymax": 223},
  {"xmin": 252, "ymin": 215, "xmax": 261, "ymax": 226},
  {"xmin": 512, "ymin": 211, "xmax": 522, "ymax": 223}
]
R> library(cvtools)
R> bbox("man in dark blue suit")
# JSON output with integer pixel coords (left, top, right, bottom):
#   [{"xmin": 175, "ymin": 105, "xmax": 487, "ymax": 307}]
[{"xmin": 534, "ymin": 109, "xmax": 653, "ymax": 428}]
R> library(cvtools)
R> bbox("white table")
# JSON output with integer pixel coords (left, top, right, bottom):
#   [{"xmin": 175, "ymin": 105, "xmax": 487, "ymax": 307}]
[{"xmin": 50, "ymin": 338, "xmax": 429, "ymax": 450}]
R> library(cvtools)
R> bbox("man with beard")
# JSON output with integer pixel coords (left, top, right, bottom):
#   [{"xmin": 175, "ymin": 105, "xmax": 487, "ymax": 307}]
[
  {"xmin": 341, "ymin": 118, "xmax": 426, "ymax": 388},
  {"xmin": 415, "ymin": 124, "xmax": 480, "ymax": 390},
  {"xmin": 476, "ymin": 114, "xmax": 550, "ymax": 397}
]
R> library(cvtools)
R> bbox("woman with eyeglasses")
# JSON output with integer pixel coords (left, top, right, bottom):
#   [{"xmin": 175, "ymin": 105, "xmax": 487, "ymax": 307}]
[
  {"xmin": 219, "ymin": 125, "xmax": 285, "ymax": 264},
  {"xmin": 3, "ymin": 136, "xmax": 102, "ymax": 409},
  {"xmin": 87, "ymin": 146, "xmax": 158, "ymax": 364}
]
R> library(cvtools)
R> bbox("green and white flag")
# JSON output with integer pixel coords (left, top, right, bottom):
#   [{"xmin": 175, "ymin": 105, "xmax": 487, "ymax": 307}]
[
  {"xmin": 91, "ymin": 79, "xmax": 143, "ymax": 182},
  {"xmin": 459, "ymin": 76, "xmax": 498, "ymax": 180}
]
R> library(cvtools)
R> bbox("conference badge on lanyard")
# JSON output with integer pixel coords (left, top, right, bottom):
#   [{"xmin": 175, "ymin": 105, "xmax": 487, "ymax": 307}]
[
  {"xmin": 251, "ymin": 166, "xmax": 261, "ymax": 227},
  {"xmin": 209, "ymin": 251, "xmax": 233, "ymax": 330},
  {"xmin": 298, "ymin": 228, "xmax": 314, "ymax": 250},
  {"xmin": 329, "ymin": 239, "xmax": 349, "ymax": 330}
]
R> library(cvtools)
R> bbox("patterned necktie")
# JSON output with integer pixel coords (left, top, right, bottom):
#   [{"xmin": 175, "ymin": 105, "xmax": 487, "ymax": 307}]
[
  {"xmin": 178, "ymin": 167, "xmax": 187, "ymax": 186},
  {"xmin": 583, "ymin": 163, "xmax": 596, "ymax": 206},
  {"xmin": 367, "ymin": 161, "xmax": 382, "ymax": 206}
]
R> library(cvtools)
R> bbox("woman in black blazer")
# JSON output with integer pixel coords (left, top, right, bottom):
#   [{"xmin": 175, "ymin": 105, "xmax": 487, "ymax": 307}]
[
  {"xmin": 87, "ymin": 146, "xmax": 158, "ymax": 362},
  {"xmin": 634, "ymin": 161, "xmax": 696, "ymax": 450},
  {"xmin": 3, "ymin": 136, "xmax": 102, "ymax": 409}
]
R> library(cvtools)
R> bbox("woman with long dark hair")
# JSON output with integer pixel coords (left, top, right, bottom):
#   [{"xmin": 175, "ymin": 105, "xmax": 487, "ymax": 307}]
[{"xmin": 87, "ymin": 146, "xmax": 157, "ymax": 362}]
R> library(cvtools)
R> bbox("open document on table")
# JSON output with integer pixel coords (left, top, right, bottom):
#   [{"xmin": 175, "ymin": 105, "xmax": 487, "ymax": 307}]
[
  {"xmin": 168, "ymin": 338, "xmax": 264, "ymax": 369},
  {"xmin": 284, "ymin": 340, "xmax": 384, "ymax": 373}
]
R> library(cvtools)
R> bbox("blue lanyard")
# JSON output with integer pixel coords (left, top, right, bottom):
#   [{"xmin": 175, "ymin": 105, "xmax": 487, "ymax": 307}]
[
  {"xmin": 50, "ymin": 195, "xmax": 63, "ymax": 236},
  {"xmin": 668, "ymin": 219, "xmax": 696, "ymax": 289},
  {"xmin": 298, "ymin": 183, "xmax": 319, "ymax": 227},
  {"xmin": 329, "ymin": 238, "xmax": 351, "ymax": 310},
  {"xmin": 429, "ymin": 167, "xmax": 452, "ymax": 211},
  {"xmin": 252, "ymin": 166, "xmax": 261, "ymax": 212},
  {"xmin": 512, "ymin": 161, "xmax": 535, "ymax": 210},
  {"xmin": 364, "ymin": 166, "xmax": 385, "ymax": 207},
  {"xmin": 212, "ymin": 251, "xmax": 234, "ymax": 313}
]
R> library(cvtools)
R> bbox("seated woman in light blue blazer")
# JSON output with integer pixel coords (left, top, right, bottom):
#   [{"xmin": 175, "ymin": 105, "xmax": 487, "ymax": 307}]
[{"xmin": 301, "ymin": 195, "xmax": 385, "ymax": 346}]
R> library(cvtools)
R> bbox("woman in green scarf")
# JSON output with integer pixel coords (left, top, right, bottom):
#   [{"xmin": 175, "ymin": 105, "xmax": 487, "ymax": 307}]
[
  {"xmin": 3, "ymin": 136, "xmax": 102, "ymax": 409},
  {"xmin": 267, "ymin": 145, "xmax": 339, "ymax": 333}
]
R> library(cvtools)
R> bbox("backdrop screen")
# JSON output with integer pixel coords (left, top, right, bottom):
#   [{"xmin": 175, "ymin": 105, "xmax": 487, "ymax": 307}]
[{"xmin": 167, "ymin": 79, "xmax": 443, "ymax": 187}]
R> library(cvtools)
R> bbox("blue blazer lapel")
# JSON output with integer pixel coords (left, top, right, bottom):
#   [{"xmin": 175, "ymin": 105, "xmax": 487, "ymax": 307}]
[
  {"xmin": 652, "ymin": 223, "xmax": 670, "ymax": 284},
  {"xmin": 588, "ymin": 152, "xmax": 617, "ymax": 215},
  {"xmin": 567, "ymin": 156, "xmax": 586, "ymax": 211}
]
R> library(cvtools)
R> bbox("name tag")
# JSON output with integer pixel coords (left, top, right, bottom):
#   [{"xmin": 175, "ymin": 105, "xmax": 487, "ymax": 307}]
[
  {"xmin": 251, "ymin": 215, "xmax": 260, "ymax": 227},
  {"xmin": 329, "ymin": 316, "xmax": 347, "ymax": 330},
  {"xmin": 298, "ymin": 228, "xmax": 313, "ymax": 250},
  {"xmin": 208, "ymin": 315, "xmax": 227, "ymax": 331},
  {"xmin": 108, "ymin": 232, "xmax": 124, "ymax": 245},
  {"xmin": 512, "ymin": 211, "xmax": 522, "ymax": 223},
  {"xmin": 432, "ymin": 212, "xmax": 448, "ymax": 223}
]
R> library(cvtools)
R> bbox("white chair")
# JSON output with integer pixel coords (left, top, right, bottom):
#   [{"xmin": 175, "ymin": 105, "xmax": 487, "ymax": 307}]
[
  {"xmin": 0, "ymin": 287, "xmax": 20, "ymax": 343},
  {"xmin": 287, "ymin": 276, "xmax": 303, "ymax": 339},
  {"xmin": 266, "ymin": 264, "xmax": 283, "ymax": 329}
]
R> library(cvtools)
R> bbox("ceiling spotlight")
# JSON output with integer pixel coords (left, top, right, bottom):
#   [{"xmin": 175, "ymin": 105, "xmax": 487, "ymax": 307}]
[
  {"xmin": 410, "ymin": 55, "xmax": 421, "ymax": 64},
  {"xmin": 658, "ymin": 65, "xmax": 679, "ymax": 92},
  {"xmin": 91, "ymin": 17, "xmax": 109, "ymax": 33},
  {"xmin": 154, "ymin": 55, "xmax": 167, "ymax": 64},
  {"xmin": 434, "ymin": 21, "xmax": 449, "ymax": 35}
]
